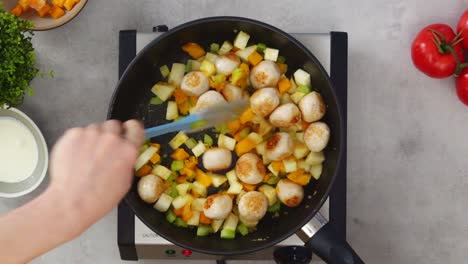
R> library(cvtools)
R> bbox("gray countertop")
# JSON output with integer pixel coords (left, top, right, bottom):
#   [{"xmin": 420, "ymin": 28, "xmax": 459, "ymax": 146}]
[{"xmin": 1, "ymin": 0, "xmax": 468, "ymax": 263}]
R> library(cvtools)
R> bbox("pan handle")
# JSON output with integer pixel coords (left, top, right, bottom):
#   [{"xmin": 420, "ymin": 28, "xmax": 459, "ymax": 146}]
[{"xmin": 296, "ymin": 212, "xmax": 364, "ymax": 264}]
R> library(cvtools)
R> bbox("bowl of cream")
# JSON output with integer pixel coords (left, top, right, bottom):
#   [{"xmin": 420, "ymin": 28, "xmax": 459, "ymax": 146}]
[{"xmin": 0, "ymin": 107, "xmax": 48, "ymax": 197}]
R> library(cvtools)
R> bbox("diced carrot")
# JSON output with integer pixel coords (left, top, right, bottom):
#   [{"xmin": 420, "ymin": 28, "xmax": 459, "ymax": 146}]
[
  {"xmin": 182, "ymin": 42, "xmax": 206, "ymax": 59},
  {"xmin": 49, "ymin": 5, "xmax": 65, "ymax": 19},
  {"xmin": 52, "ymin": 0, "xmax": 65, "ymax": 8},
  {"xmin": 36, "ymin": 3, "xmax": 51, "ymax": 17},
  {"xmin": 181, "ymin": 202, "xmax": 193, "ymax": 222},
  {"xmin": 171, "ymin": 148, "xmax": 190, "ymax": 161},
  {"xmin": 248, "ymin": 51, "xmax": 263, "ymax": 66},
  {"xmin": 277, "ymin": 63, "xmax": 288, "ymax": 74},
  {"xmin": 240, "ymin": 108, "xmax": 255, "ymax": 124},
  {"xmin": 195, "ymin": 169, "xmax": 212, "ymax": 187},
  {"xmin": 263, "ymin": 173, "xmax": 272, "ymax": 183},
  {"xmin": 184, "ymin": 156, "xmax": 198, "ymax": 170},
  {"xmin": 239, "ymin": 63, "xmax": 250, "ymax": 75},
  {"xmin": 278, "ymin": 78, "xmax": 291, "ymax": 94},
  {"xmin": 237, "ymin": 77, "xmax": 248, "ymax": 89},
  {"xmin": 63, "ymin": 0, "xmax": 79, "ymax": 11},
  {"xmin": 173, "ymin": 207, "xmax": 184, "ymax": 217},
  {"xmin": 29, "ymin": 0, "xmax": 46, "ymax": 10},
  {"xmin": 227, "ymin": 120, "xmax": 241, "ymax": 136},
  {"xmin": 176, "ymin": 175, "xmax": 187, "ymax": 184},
  {"xmin": 173, "ymin": 88, "xmax": 188, "ymax": 105},
  {"xmin": 199, "ymin": 212, "xmax": 212, "ymax": 224},
  {"xmin": 241, "ymin": 182, "xmax": 257, "ymax": 192},
  {"xmin": 235, "ymin": 137, "xmax": 257, "ymax": 156},
  {"xmin": 135, "ymin": 164, "xmax": 152, "ymax": 177},
  {"xmin": 287, "ymin": 169, "xmax": 312, "ymax": 186},
  {"xmin": 10, "ymin": 5, "xmax": 23, "ymax": 16},
  {"xmin": 149, "ymin": 153, "xmax": 161, "ymax": 164},
  {"xmin": 271, "ymin": 160, "xmax": 285, "ymax": 173},
  {"xmin": 180, "ymin": 167, "xmax": 195, "ymax": 178}
]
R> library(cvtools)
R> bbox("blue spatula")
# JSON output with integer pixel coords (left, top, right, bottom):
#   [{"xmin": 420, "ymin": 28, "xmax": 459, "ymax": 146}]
[{"xmin": 145, "ymin": 99, "xmax": 249, "ymax": 138}]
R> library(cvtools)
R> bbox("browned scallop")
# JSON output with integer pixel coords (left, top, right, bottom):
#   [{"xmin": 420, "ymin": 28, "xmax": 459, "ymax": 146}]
[
  {"xmin": 194, "ymin": 90, "xmax": 227, "ymax": 112},
  {"xmin": 137, "ymin": 174, "xmax": 165, "ymax": 203},
  {"xmin": 215, "ymin": 54, "xmax": 241, "ymax": 75},
  {"xmin": 203, "ymin": 194, "xmax": 233, "ymax": 219},
  {"xmin": 180, "ymin": 71, "xmax": 209, "ymax": 96},
  {"xmin": 276, "ymin": 179, "xmax": 304, "ymax": 207},
  {"xmin": 250, "ymin": 60, "xmax": 281, "ymax": 89},
  {"xmin": 265, "ymin": 132, "xmax": 294, "ymax": 161},
  {"xmin": 235, "ymin": 153, "xmax": 266, "ymax": 184},
  {"xmin": 202, "ymin": 147, "xmax": 232, "ymax": 171},
  {"xmin": 222, "ymin": 84, "xmax": 243, "ymax": 102},
  {"xmin": 304, "ymin": 122, "xmax": 330, "ymax": 152},
  {"xmin": 238, "ymin": 191, "xmax": 268, "ymax": 222},
  {"xmin": 298, "ymin": 92, "xmax": 326, "ymax": 122},
  {"xmin": 250, "ymin": 88, "xmax": 280, "ymax": 117},
  {"xmin": 269, "ymin": 103, "xmax": 302, "ymax": 128}
]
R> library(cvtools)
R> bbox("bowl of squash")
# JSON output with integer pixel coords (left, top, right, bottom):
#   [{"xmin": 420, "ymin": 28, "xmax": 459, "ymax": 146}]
[{"xmin": 4, "ymin": 0, "xmax": 87, "ymax": 30}]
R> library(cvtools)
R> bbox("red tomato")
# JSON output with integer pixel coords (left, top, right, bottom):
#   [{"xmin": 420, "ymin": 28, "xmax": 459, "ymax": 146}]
[
  {"xmin": 456, "ymin": 68, "xmax": 468, "ymax": 106},
  {"xmin": 456, "ymin": 10, "xmax": 468, "ymax": 50},
  {"xmin": 411, "ymin": 24, "xmax": 465, "ymax": 78}
]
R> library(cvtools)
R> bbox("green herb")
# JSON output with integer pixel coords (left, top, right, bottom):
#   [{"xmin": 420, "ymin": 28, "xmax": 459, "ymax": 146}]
[
  {"xmin": 277, "ymin": 56, "xmax": 286, "ymax": 64},
  {"xmin": 0, "ymin": 9, "xmax": 39, "ymax": 108},
  {"xmin": 296, "ymin": 85, "xmax": 311, "ymax": 94},
  {"xmin": 204, "ymin": 134, "xmax": 214, "ymax": 147},
  {"xmin": 150, "ymin": 96, "xmax": 164, "ymax": 105},
  {"xmin": 267, "ymin": 201, "xmax": 281, "ymax": 213},
  {"xmin": 160, "ymin": 65, "xmax": 170, "ymax": 78},
  {"xmin": 171, "ymin": 160, "xmax": 184, "ymax": 171},
  {"xmin": 210, "ymin": 43, "xmax": 220, "ymax": 53},
  {"xmin": 256, "ymin": 43, "xmax": 267, "ymax": 53}
]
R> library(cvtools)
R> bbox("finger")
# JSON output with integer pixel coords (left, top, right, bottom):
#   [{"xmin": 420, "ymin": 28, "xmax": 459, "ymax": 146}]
[
  {"xmin": 86, "ymin": 123, "xmax": 101, "ymax": 132},
  {"xmin": 122, "ymin": 120, "xmax": 145, "ymax": 147},
  {"xmin": 101, "ymin": 120, "xmax": 122, "ymax": 135}
]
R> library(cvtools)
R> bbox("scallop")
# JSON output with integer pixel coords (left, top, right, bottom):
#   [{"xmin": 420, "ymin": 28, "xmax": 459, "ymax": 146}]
[
  {"xmin": 203, "ymin": 194, "xmax": 233, "ymax": 220},
  {"xmin": 194, "ymin": 90, "xmax": 227, "ymax": 112},
  {"xmin": 235, "ymin": 153, "xmax": 266, "ymax": 185},
  {"xmin": 238, "ymin": 191, "xmax": 268, "ymax": 223},
  {"xmin": 250, "ymin": 88, "xmax": 280, "ymax": 117},
  {"xmin": 203, "ymin": 147, "xmax": 232, "ymax": 171},
  {"xmin": 222, "ymin": 84, "xmax": 243, "ymax": 102},
  {"xmin": 304, "ymin": 122, "xmax": 330, "ymax": 152},
  {"xmin": 250, "ymin": 61, "xmax": 281, "ymax": 89},
  {"xmin": 265, "ymin": 132, "xmax": 294, "ymax": 161},
  {"xmin": 269, "ymin": 103, "xmax": 302, "ymax": 128},
  {"xmin": 276, "ymin": 179, "xmax": 304, "ymax": 207},
  {"xmin": 137, "ymin": 174, "xmax": 165, "ymax": 203},
  {"xmin": 180, "ymin": 71, "xmax": 210, "ymax": 96},
  {"xmin": 215, "ymin": 54, "xmax": 241, "ymax": 75},
  {"xmin": 298, "ymin": 92, "xmax": 326, "ymax": 122}
]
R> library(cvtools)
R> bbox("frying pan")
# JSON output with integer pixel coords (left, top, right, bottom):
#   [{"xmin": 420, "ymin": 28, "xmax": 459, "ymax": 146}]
[{"xmin": 108, "ymin": 17, "xmax": 363, "ymax": 263}]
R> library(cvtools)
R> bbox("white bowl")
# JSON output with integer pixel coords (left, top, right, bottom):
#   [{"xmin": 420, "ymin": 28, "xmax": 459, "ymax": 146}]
[{"xmin": 0, "ymin": 108, "xmax": 48, "ymax": 197}]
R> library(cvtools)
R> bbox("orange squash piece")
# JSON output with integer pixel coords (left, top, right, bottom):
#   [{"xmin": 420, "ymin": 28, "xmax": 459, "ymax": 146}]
[
  {"xmin": 248, "ymin": 51, "xmax": 263, "ymax": 66},
  {"xmin": 263, "ymin": 173, "xmax": 272, "ymax": 183},
  {"xmin": 182, "ymin": 42, "xmax": 206, "ymax": 59},
  {"xmin": 199, "ymin": 212, "xmax": 212, "ymax": 224},
  {"xmin": 235, "ymin": 136, "xmax": 257, "ymax": 156},
  {"xmin": 181, "ymin": 202, "xmax": 193, "ymax": 222},
  {"xmin": 287, "ymin": 169, "xmax": 312, "ymax": 186},
  {"xmin": 52, "ymin": 0, "xmax": 65, "ymax": 8},
  {"xmin": 240, "ymin": 108, "xmax": 255, "ymax": 124},
  {"xmin": 49, "ymin": 5, "xmax": 65, "ymax": 19},
  {"xmin": 135, "ymin": 164, "xmax": 152, "ymax": 177},
  {"xmin": 173, "ymin": 88, "xmax": 188, "ymax": 104},
  {"xmin": 278, "ymin": 78, "xmax": 291, "ymax": 94},
  {"xmin": 277, "ymin": 63, "xmax": 288, "ymax": 74},
  {"xmin": 227, "ymin": 120, "xmax": 241, "ymax": 136},
  {"xmin": 195, "ymin": 169, "xmax": 212, "ymax": 187},
  {"xmin": 175, "ymin": 175, "xmax": 187, "ymax": 184},
  {"xmin": 271, "ymin": 160, "xmax": 285, "ymax": 173},
  {"xmin": 18, "ymin": 0, "xmax": 30, "ymax": 10},
  {"xmin": 184, "ymin": 156, "xmax": 198, "ymax": 170},
  {"xmin": 171, "ymin": 148, "xmax": 190, "ymax": 161},
  {"xmin": 10, "ymin": 5, "xmax": 23, "ymax": 16},
  {"xmin": 36, "ymin": 3, "xmax": 51, "ymax": 17},
  {"xmin": 173, "ymin": 207, "xmax": 184, "ymax": 217},
  {"xmin": 29, "ymin": 0, "xmax": 46, "ymax": 10},
  {"xmin": 149, "ymin": 153, "xmax": 161, "ymax": 164},
  {"xmin": 241, "ymin": 182, "xmax": 257, "ymax": 192},
  {"xmin": 63, "ymin": 0, "xmax": 79, "ymax": 11}
]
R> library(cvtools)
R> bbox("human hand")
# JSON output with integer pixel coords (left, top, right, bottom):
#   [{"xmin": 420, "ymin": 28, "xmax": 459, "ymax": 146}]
[{"xmin": 48, "ymin": 120, "xmax": 144, "ymax": 237}]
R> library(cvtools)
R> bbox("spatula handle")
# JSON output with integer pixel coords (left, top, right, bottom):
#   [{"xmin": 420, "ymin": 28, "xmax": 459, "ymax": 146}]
[{"xmin": 145, "ymin": 114, "xmax": 199, "ymax": 138}]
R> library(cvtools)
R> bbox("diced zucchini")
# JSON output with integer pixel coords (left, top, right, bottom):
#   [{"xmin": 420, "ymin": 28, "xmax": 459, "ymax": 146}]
[
  {"xmin": 204, "ymin": 134, "xmax": 214, "ymax": 147},
  {"xmin": 267, "ymin": 163, "xmax": 280, "ymax": 176},
  {"xmin": 151, "ymin": 82, "xmax": 176, "ymax": 102},
  {"xmin": 135, "ymin": 146, "xmax": 158, "ymax": 170},
  {"xmin": 192, "ymin": 141, "xmax": 207, "ymax": 157},
  {"xmin": 283, "ymin": 158, "xmax": 297, "ymax": 173},
  {"xmin": 154, "ymin": 193, "xmax": 174, "ymax": 212},
  {"xmin": 210, "ymin": 43, "xmax": 220, "ymax": 53},
  {"xmin": 191, "ymin": 198, "xmax": 206, "ymax": 212},
  {"xmin": 264, "ymin": 48, "xmax": 279, "ymax": 62},
  {"xmin": 233, "ymin": 31, "xmax": 250, "ymax": 49},
  {"xmin": 188, "ymin": 59, "xmax": 201, "ymax": 71},
  {"xmin": 221, "ymin": 213, "xmax": 239, "ymax": 239},
  {"xmin": 187, "ymin": 211, "xmax": 201, "ymax": 226},
  {"xmin": 168, "ymin": 63, "xmax": 186, "ymax": 87},
  {"xmin": 166, "ymin": 101, "xmax": 179, "ymax": 120},
  {"xmin": 150, "ymin": 96, "xmax": 164, "ymax": 105},
  {"xmin": 214, "ymin": 124, "xmax": 229, "ymax": 134},
  {"xmin": 192, "ymin": 181, "xmax": 207, "ymax": 197},
  {"xmin": 305, "ymin": 151, "xmax": 325, "ymax": 166},
  {"xmin": 152, "ymin": 165, "xmax": 172, "ymax": 180},
  {"xmin": 167, "ymin": 183, "xmax": 179, "ymax": 198},
  {"xmin": 169, "ymin": 131, "xmax": 189, "ymax": 149},
  {"xmin": 227, "ymin": 181, "xmax": 243, "ymax": 194},
  {"xmin": 267, "ymin": 175, "xmax": 280, "ymax": 185},
  {"xmin": 218, "ymin": 134, "xmax": 236, "ymax": 151},
  {"xmin": 211, "ymin": 219, "xmax": 224, "ymax": 233},
  {"xmin": 210, "ymin": 174, "xmax": 228, "ymax": 187},
  {"xmin": 293, "ymin": 69, "xmax": 311, "ymax": 87},
  {"xmin": 171, "ymin": 160, "xmax": 184, "ymax": 171},
  {"xmin": 239, "ymin": 215, "xmax": 258, "ymax": 228},
  {"xmin": 175, "ymin": 182, "xmax": 192, "ymax": 196},
  {"xmin": 226, "ymin": 170, "xmax": 238, "ymax": 183},
  {"xmin": 230, "ymin": 67, "xmax": 245, "ymax": 85},
  {"xmin": 267, "ymin": 200, "xmax": 281, "ymax": 213},
  {"xmin": 238, "ymin": 127, "xmax": 251, "ymax": 139},
  {"xmin": 296, "ymin": 85, "xmax": 311, "ymax": 94},
  {"xmin": 237, "ymin": 223, "xmax": 249, "ymax": 236},
  {"xmin": 174, "ymin": 218, "xmax": 188, "ymax": 228},
  {"xmin": 159, "ymin": 65, "xmax": 170, "ymax": 78},
  {"xmin": 184, "ymin": 138, "xmax": 197, "ymax": 149},
  {"xmin": 290, "ymin": 92, "xmax": 306, "ymax": 104},
  {"xmin": 166, "ymin": 210, "xmax": 177, "ymax": 223},
  {"xmin": 310, "ymin": 164, "xmax": 323, "ymax": 180},
  {"xmin": 258, "ymin": 184, "xmax": 278, "ymax": 206},
  {"xmin": 277, "ymin": 56, "xmax": 286, "ymax": 64},
  {"xmin": 297, "ymin": 159, "xmax": 311, "ymax": 172},
  {"xmin": 256, "ymin": 43, "xmax": 267, "ymax": 53},
  {"xmin": 200, "ymin": 60, "xmax": 216, "ymax": 76},
  {"xmin": 197, "ymin": 225, "xmax": 213, "ymax": 236},
  {"xmin": 294, "ymin": 143, "xmax": 310, "ymax": 160},
  {"xmin": 235, "ymin": 45, "xmax": 257, "ymax": 61},
  {"xmin": 218, "ymin": 41, "xmax": 233, "ymax": 55},
  {"xmin": 205, "ymin": 52, "xmax": 219, "ymax": 63},
  {"xmin": 172, "ymin": 194, "xmax": 192, "ymax": 209},
  {"xmin": 185, "ymin": 61, "xmax": 192, "ymax": 73},
  {"xmin": 256, "ymin": 142, "xmax": 267, "ymax": 156},
  {"xmin": 296, "ymin": 132, "xmax": 305, "ymax": 143}
]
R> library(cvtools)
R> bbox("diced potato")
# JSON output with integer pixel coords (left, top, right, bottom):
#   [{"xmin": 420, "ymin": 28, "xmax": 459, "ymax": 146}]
[
  {"xmin": 152, "ymin": 165, "xmax": 172, "ymax": 180},
  {"xmin": 264, "ymin": 48, "xmax": 279, "ymax": 62},
  {"xmin": 283, "ymin": 158, "xmax": 297, "ymax": 173},
  {"xmin": 191, "ymin": 198, "xmax": 206, "ymax": 212},
  {"xmin": 191, "ymin": 141, "xmax": 207, "ymax": 157},
  {"xmin": 235, "ymin": 45, "xmax": 257, "ymax": 62},
  {"xmin": 227, "ymin": 181, "xmax": 243, "ymax": 194},
  {"xmin": 218, "ymin": 134, "xmax": 236, "ymax": 151},
  {"xmin": 210, "ymin": 174, "xmax": 228, "ymax": 187},
  {"xmin": 172, "ymin": 194, "xmax": 192, "ymax": 209},
  {"xmin": 294, "ymin": 69, "xmax": 311, "ymax": 87},
  {"xmin": 205, "ymin": 52, "xmax": 219, "ymax": 63},
  {"xmin": 187, "ymin": 211, "xmax": 201, "ymax": 226},
  {"xmin": 305, "ymin": 151, "xmax": 325, "ymax": 166},
  {"xmin": 226, "ymin": 170, "xmax": 238, "ymax": 183},
  {"xmin": 256, "ymin": 141, "xmax": 267, "ymax": 156},
  {"xmin": 151, "ymin": 82, "xmax": 176, "ymax": 101},
  {"xmin": 135, "ymin": 146, "xmax": 158, "ymax": 170},
  {"xmin": 294, "ymin": 143, "xmax": 310, "ymax": 160},
  {"xmin": 166, "ymin": 101, "xmax": 179, "ymax": 120},
  {"xmin": 176, "ymin": 182, "xmax": 192, "ymax": 196},
  {"xmin": 200, "ymin": 60, "xmax": 216, "ymax": 76},
  {"xmin": 233, "ymin": 31, "xmax": 250, "ymax": 49},
  {"xmin": 192, "ymin": 181, "xmax": 207, "ymax": 197},
  {"xmin": 291, "ymin": 92, "xmax": 306, "ymax": 104},
  {"xmin": 218, "ymin": 41, "xmax": 233, "ymax": 55},
  {"xmin": 310, "ymin": 164, "xmax": 323, "ymax": 180},
  {"xmin": 168, "ymin": 63, "xmax": 186, "ymax": 87},
  {"xmin": 153, "ymin": 193, "xmax": 174, "ymax": 212},
  {"xmin": 258, "ymin": 185, "xmax": 277, "ymax": 206},
  {"xmin": 212, "ymin": 219, "xmax": 224, "ymax": 233},
  {"xmin": 169, "ymin": 131, "xmax": 189, "ymax": 149}
]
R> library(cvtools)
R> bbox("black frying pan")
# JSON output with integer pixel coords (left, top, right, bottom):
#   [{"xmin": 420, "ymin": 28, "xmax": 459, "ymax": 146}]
[{"xmin": 108, "ymin": 17, "xmax": 363, "ymax": 264}]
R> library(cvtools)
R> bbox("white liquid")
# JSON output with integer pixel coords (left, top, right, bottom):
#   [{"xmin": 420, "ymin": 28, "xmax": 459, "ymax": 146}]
[{"xmin": 0, "ymin": 117, "xmax": 39, "ymax": 183}]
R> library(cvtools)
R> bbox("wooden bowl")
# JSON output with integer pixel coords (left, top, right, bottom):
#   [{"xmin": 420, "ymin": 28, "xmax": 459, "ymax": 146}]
[{"xmin": 3, "ymin": 0, "xmax": 88, "ymax": 31}]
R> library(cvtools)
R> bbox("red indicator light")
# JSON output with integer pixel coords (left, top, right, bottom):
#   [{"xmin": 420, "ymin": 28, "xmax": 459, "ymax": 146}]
[{"xmin": 182, "ymin": 249, "xmax": 192, "ymax": 257}]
